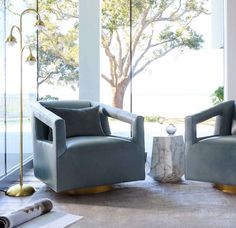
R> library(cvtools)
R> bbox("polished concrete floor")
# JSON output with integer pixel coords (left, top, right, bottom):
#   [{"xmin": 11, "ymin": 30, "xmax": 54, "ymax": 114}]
[{"xmin": 1, "ymin": 170, "xmax": 236, "ymax": 228}]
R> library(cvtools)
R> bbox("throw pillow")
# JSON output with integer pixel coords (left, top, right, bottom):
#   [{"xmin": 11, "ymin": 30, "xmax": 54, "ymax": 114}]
[{"xmin": 48, "ymin": 106, "xmax": 105, "ymax": 139}]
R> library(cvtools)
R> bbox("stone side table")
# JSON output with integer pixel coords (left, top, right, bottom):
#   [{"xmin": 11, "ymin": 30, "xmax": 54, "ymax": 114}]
[{"xmin": 149, "ymin": 135, "xmax": 185, "ymax": 183}]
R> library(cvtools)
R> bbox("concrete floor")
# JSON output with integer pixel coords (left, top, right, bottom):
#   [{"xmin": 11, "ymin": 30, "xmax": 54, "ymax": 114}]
[
  {"xmin": 30, "ymin": 178, "xmax": 236, "ymax": 228},
  {"xmin": 1, "ymin": 170, "xmax": 236, "ymax": 228}
]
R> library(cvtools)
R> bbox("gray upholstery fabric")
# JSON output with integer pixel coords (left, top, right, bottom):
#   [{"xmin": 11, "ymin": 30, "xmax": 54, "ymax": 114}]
[
  {"xmin": 31, "ymin": 100, "xmax": 146, "ymax": 192},
  {"xmin": 231, "ymin": 120, "xmax": 236, "ymax": 135},
  {"xmin": 231, "ymin": 109, "xmax": 236, "ymax": 135},
  {"xmin": 185, "ymin": 100, "xmax": 236, "ymax": 185},
  {"xmin": 47, "ymin": 106, "xmax": 105, "ymax": 138}
]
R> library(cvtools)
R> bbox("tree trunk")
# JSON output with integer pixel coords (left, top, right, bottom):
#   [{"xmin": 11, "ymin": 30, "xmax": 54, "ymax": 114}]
[{"xmin": 111, "ymin": 79, "xmax": 129, "ymax": 109}]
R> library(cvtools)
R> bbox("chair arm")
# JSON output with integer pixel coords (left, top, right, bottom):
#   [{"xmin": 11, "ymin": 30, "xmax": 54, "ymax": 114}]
[
  {"xmin": 94, "ymin": 102, "xmax": 145, "ymax": 149},
  {"xmin": 185, "ymin": 100, "xmax": 234, "ymax": 146},
  {"xmin": 31, "ymin": 102, "xmax": 66, "ymax": 157}
]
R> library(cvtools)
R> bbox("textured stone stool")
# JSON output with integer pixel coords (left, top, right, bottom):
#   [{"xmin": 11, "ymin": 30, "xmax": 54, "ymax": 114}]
[{"xmin": 149, "ymin": 135, "xmax": 185, "ymax": 183}]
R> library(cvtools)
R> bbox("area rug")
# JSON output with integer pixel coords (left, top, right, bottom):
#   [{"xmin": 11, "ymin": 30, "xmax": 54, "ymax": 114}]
[{"xmin": 30, "ymin": 176, "xmax": 236, "ymax": 228}]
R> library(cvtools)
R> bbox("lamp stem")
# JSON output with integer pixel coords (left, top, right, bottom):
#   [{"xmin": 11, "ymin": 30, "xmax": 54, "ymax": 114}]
[{"xmin": 19, "ymin": 18, "xmax": 23, "ymax": 188}]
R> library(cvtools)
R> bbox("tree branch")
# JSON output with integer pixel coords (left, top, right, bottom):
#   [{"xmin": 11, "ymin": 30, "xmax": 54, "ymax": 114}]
[
  {"xmin": 38, "ymin": 70, "xmax": 60, "ymax": 85},
  {"xmin": 170, "ymin": 0, "xmax": 182, "ymax": 18},
  {"xmin": 132, "ymin": 29, "xmax": 154, "ymax": 72},
  {"xmin": 116, "ymin": 30, "xmax": 123, "ymax": 77},
  {"xmin": 132, "ymin": 6, "xmax": 151, "ymax": 56},
  {"xmin": 133, "ymin": 44, "xmax": 182, "ymax": 78},
  {"xmin": 133, "ymin": 35, "xmax": 175, "ymax": 72},
  {"xmin": 101, "ymin": 73, "xmax": 114, "ymax": 86},
  {"xmin": 54, "ymin": 2, "xmax": 79, "ymax": 20},
  {"xmin": 147, "ymin": 0, "xmax": 176, "ymax": 23},
  {"xmin": 151, "ymin": 1, "xmax": 208, "ymax": 23},
  {"xmin": 102, "ymin": 38, "xmax": 118, "ymax": 85}
]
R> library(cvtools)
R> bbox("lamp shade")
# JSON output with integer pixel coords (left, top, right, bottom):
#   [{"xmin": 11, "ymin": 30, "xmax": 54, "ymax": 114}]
[
  {"xmin": 34, "ymin": 18, "xmax": 45, "ymax": 31},
  {"xmin": 5, "ymin": 34, "xmax": 17, "ymax": 46},
  {"xmin": 26, "ymin": 52, "xmax": 36, "ymax": 65}
]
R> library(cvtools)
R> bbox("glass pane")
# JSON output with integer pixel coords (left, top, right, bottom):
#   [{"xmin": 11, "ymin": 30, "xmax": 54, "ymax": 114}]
[
  {"xmin": 130, "ymin": 1, "xmax": 222, "ymax": 153},
  {"xmin": 5, "ymin": 0, "xmax": 37, "ymax": 173},
  {"xmin": 0, "ymin": 1, "xmax": 6, "ymax": 177},
  {"xmin": 131, "ymin": 0, "xmax": 215, "ymax": 117},
  {"xmin": 196, "ymin": 117, "xmax": 216, "ymax": 138},
  {"xmin": 101, "ymin": 0, "xmax": 131, "ymax": 137},
  {"xmin": 37, "ymin": 0, "xmax": 79, "ymax": 101}
]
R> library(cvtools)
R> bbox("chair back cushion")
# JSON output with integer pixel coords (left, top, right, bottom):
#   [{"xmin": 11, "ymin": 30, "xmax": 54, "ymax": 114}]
[
  {"xmin": 40, "ymin": 100, "xmax": 91, "ymax": 109},
  {"xmin": 48, "ymin": 106, "xmax": 105, "ymax": 138},
  {"xmin": 40, "ymin": 100, "xmax": 111, "ymax": 136}
]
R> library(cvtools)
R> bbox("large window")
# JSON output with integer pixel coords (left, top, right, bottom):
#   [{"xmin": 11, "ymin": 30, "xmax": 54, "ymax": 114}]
[
  {"xmin": 101, "ymin": 0, "xmax": 223, "ymax": 115},
  {"xmin": 0, "ymin": 0, "xmax": 38, "ymax": 178},
  {"xmin": 101, "ymin": 0, "xmax": 224, "ymax": 153},
  {"xmin": 131, "ymin": 1, "xmax": 223, "ymax": 118}
]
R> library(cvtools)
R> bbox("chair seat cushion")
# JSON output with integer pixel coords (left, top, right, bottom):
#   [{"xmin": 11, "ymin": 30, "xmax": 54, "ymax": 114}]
[
  {"xmin": 199, "ymin": 135, "xmax": 236, "ymax": 148},
  {"xmin": 57, "ymin": 136, "xmax": 145, "ymax": 190},
  {"xmin": 186, "ymin": 136, "xmax": 236, "ymax": 185},
  {"xmin": 66, "ymin": 135, "xmax": 133, "ymax": 152}
]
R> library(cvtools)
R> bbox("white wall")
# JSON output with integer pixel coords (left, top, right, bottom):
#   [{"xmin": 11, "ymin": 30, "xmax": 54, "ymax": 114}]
[
  {"xmin": 79, "ymin": 0, "xmax": 100, "ymax": 101},
  {"xmin": 224, "ymin": 0, "xmax": 236, "ymax": 100}
]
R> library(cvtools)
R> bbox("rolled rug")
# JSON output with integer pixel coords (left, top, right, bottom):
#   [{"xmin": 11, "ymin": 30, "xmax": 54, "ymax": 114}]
[{"xmin": 0, "ymin": 198, "xmax": 53, "ymax": 228}]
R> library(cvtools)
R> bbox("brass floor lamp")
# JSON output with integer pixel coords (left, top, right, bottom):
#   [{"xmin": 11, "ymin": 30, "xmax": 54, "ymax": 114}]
[{"xmin": 5, "ymin": 8, "xmax": 45, "ymax": 197}]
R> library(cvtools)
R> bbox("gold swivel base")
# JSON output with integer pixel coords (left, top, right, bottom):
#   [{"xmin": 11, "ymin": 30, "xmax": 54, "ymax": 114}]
[
  {"xmin": 214, "ymin": 184, "xmax": 236, "ymax": 194},
  {"xmin": 6, "ymin": 184, "xmax": 36, "ymax": 197},
  {"xmin": 65, "ymin": 185, "xmax": 113, "ymax": 195}
]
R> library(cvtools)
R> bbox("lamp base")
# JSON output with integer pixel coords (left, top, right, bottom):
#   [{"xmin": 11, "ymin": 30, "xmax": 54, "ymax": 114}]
[
  {"xmin": 65, "ymin": 185, "xmax": 113, "ymax": 195},
  {"xmin": 6, "ymin": 184, "xmax": 35, "ymax": 197},
  {"xmin": 214, "ymin": 184, "xmax": 236, "ymax": 194}
]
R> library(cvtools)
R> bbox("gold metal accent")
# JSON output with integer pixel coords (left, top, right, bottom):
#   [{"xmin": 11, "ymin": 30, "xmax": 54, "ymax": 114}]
[
  {"xmin": 5, "ymin": 8, "xmax": 45, "ymax": 197},
  {"xmin": 6, "ymin": 184, "xmax": 35, "ymax": 197},
  {"xmin": 5, "ymin": 34, "xmax": 17, "ymax": 45},
  {"xmin": 34, "ymin": 18, "xmax": 45, "ymax": 29},
  {"xmin": 65, "ymin": 185, "xmax": 113, "ymax": 195},
  {"xmin": 214, "ymin": 184, "xmax": 236, "ymax": 194},
  {"xmin": 25, "ymin": 49, "xmax": 36, "ymax": 64}
]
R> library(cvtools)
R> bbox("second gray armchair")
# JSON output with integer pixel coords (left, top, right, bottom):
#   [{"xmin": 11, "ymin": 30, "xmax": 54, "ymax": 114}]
[
  {"xmin": 31, "ymin": 100, "xmax": 146, "ymax": 193},
  {"xmin": 185, "ymin": 100, "xmax": 236, "ymax": 187}
]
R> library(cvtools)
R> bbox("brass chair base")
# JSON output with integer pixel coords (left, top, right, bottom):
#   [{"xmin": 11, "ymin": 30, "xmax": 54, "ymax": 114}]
[
  {"xmin": 214, "ymin": 184, "xmax": 236, "ymax": 194},
  {"xmin": 6, "ymin": 184, "xmax": 35, "ymax": 197},
  {"xmin": 65, "ymin": 185, "xmax": 113, "ymax": 195}
]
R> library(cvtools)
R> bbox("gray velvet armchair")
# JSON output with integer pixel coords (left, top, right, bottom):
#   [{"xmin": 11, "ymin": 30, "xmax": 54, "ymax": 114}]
[
  {"xmin": 185, "ymin": 100, "xmax": 236, "ymax": 186},
  {"xmin": 31, "ymin": 100, "xmax": 146, "ymax": 192}
]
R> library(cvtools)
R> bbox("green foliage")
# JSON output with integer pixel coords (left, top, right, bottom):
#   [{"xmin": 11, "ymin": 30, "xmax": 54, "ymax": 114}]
[
  {"xmin": 159, "ymin": 26, "xmax": 203, "ymax": 50},
  {"xmin": 37, "ymin": 0, "xmax": 79, "ymax": 89},
  {"xmin": 39, "ymin": 95, "xmax": 59, "ymax": 101},
  {"xmin": 211, "ymin": 86, "xmax": 224, "ymax": 105},
  {"xmin": 144, "ymin": 115, "xmax": 160, "ymax": 122}
]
